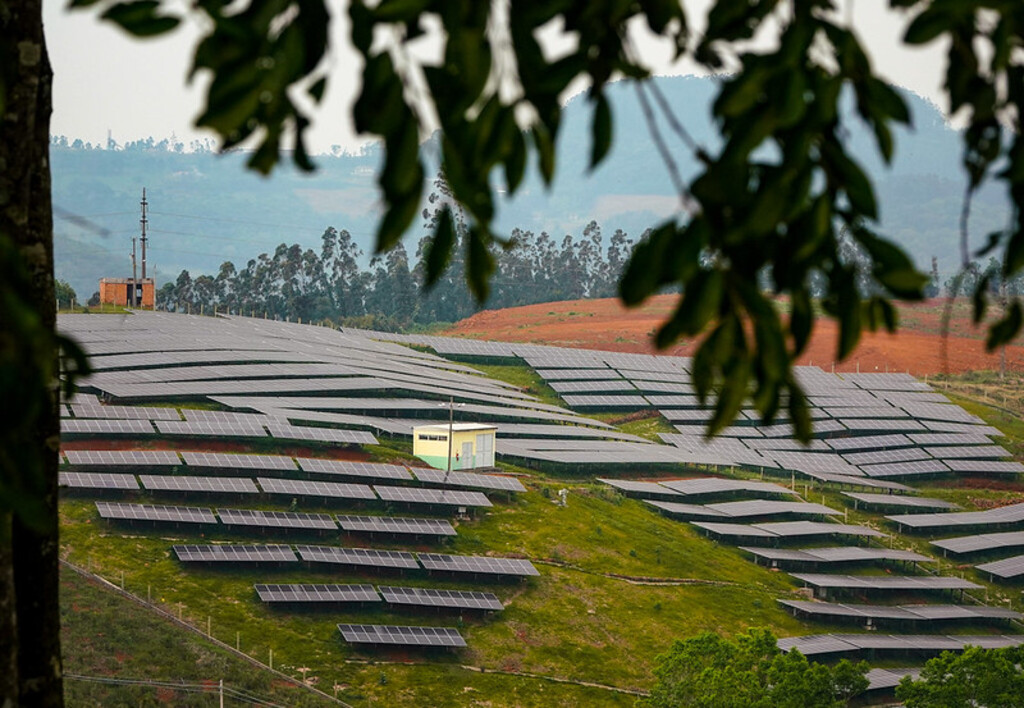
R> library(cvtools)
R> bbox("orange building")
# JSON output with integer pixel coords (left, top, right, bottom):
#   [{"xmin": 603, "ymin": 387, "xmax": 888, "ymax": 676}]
[{"xmin": 99, "ymin": 278, "xmax": 155, "ymax": 308}]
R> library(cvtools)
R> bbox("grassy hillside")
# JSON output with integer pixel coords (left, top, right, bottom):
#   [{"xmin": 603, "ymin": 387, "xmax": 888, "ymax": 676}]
[{"xmin": 59, "ymin": 446, "xmax": 818, "ymax": 705}]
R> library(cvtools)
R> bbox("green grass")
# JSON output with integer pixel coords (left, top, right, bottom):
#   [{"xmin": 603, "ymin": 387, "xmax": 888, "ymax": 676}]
[
  {"xmin": 468, "ymin": 362, "xmax": 564, "ymax": 408},
  {"xmin": 61, "ymin": 567, "xmax": 337, "ymax": 707}
]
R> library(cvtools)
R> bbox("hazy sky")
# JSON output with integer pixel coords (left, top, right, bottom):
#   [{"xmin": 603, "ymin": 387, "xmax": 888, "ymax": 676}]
[{"xmin": 45, "ymin": 1, "xmax": 947, "ymax": 155}]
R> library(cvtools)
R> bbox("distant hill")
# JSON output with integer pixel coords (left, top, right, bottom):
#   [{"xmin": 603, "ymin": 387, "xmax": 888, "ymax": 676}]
[{"xmin": 52, "ymin": 76, "xmax": 1007, "ymax": 298}]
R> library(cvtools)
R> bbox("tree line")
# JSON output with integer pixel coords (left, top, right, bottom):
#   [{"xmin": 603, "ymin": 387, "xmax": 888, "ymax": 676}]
[{"xmin": 154, "ymin": 215, "xmax": 636, "ymax": 329}]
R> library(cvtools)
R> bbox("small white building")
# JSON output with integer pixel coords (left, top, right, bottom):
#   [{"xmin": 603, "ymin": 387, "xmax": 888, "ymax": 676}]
[{"xmin": 412, "ymin": 422, "xmax": 497, "ymax": 471}]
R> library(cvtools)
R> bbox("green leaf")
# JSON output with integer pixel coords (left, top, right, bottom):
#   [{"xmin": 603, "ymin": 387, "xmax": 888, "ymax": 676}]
[
  {"xmin": 987, "ymin": 300, "xmax": 1022, "ymax": 351},
  {"xmin": 100, "ymin": 0, "xmax": 179, "ymax": 36},
  {"xmin": 375, "ymin": 187, "xmax": 421, "ymax": 252},
  {"xmin": 466, "ymin": 225, "xmax": 495, "ymax": 302},
  {"xmin": 620, "ymin": 221, "xmax": 676, "ymax": 305},
  {"xmin": 424, "ymin": 208, "xmax": 456, "ymax": 287},
  {"xmin": 532, "ymin": 124, "xmax": 556, "ymax": 186},
  {"xmin": 308, "ymin": 77, "xmax": 327, "ymax": 103},
  {"xmin": 371, "ymin": 0, "xmax": 432, "ymax": 22},
  {"xmin": 590, "ymin": 91, "xmax": 612, "ymax": 171},
  {"xmin": 904, "ymin": 8, "xmax": 949, "ymax": 46}
]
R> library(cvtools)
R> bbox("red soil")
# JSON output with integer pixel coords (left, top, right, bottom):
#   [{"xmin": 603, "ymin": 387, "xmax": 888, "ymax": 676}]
[{"xmin": 443, "ymin": 295, "xmax": 1024, "ymax": 376}]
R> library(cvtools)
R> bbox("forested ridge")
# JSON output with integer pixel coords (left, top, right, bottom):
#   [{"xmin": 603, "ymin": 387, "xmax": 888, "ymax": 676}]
[{"xmin": 154, "ymin": 218, "xmax": 634, "ymax": 328}]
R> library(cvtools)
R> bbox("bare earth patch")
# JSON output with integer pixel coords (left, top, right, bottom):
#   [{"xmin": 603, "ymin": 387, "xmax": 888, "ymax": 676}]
[{"xmin": 443, "ymin": 296, "xmax": 1024, "ymax": 376}]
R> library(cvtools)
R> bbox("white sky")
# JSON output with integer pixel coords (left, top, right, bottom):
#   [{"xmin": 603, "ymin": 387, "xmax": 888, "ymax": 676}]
[{"xmin": 44, "ymin": 1, "xmax": 947, "ymax": 155}]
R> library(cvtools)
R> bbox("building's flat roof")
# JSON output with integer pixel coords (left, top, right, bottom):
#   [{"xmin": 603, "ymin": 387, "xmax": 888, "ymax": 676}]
[{"xmin": 414, "ymin": 423, "xmax": 497, "ymax": 433}]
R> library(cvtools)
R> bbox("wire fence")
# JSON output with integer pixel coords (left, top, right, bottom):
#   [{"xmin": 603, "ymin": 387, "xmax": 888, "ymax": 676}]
[{"xmin": 61, "ymin": 559, "xmax": 353, "ymax": 707}]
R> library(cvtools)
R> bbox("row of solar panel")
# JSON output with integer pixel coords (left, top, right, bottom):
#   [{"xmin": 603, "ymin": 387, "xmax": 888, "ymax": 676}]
[
  {"xmin": 93, "ymin": 501, "xmax": 456, "ymax": 535},
  {"xmin": 255, "ymin": 583, "xmax": 503, "ymax": 610},
  {"xmin": 172, "ymin": 544, "xmax": 540, "ymax": 576},
  {"xmin": 61, "ymin": 417, "xmax": 377, "ymax": 444},
  {"xmin": 62, "ymin": 450, "xmax": 526, "ymax": 491},
  {"xmin": 75, "ymin": 478, "xmax": 494, "ymax": 507}
]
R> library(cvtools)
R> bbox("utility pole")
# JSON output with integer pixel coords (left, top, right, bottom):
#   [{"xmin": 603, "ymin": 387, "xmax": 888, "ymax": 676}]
[
  {"xmin": 140, "ymin": 187, "xmax": 149, "ymax": 279},
  {"xmin": 130, "ymin": 236, "xmax": 138, "ymax": 307}
]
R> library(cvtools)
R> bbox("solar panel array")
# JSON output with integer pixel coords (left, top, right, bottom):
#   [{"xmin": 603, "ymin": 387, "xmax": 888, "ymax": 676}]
[
  {"xmin": 59, "ymin": 472, "xmax": 140, "ymax": 490},
  {"xmin": 791, "ymin": 574, "xmax": 981, "ymax": 592},
  {"xmin": 378, "ymin": 586, "xmax": 503, "ymax": 611},
  {"xmin": 338, "ymin": 624, "xmax": 466, "ymax": 647},
  {"xmin": 295, "ymin": 545, "xmax": 420, "ymax": 569},
  {"xmin": 977, "ymin": 554, "xmax": 1024, "ymax": 579},
  {"xmin": 887, "ymin": 502, "xmax": 1024, "ymax": 531},
  {"xmin": 255, "ymin": 584, "xmax": 380, "ymax": 603},
  {"xmin": 337, "ymin": 515, "xmax": 456, "ymax": 536},
  {"xmin": 419, "ymin": 553, "xmax": 540, "ymax": 577},
  {"xmin": 140, "ymin": 475, "xmax": 260, "ymax": 494},
  {"xmin": 259, "ymin": 477, "xmax": 377, "ymax": 500},
  {"xmin": 64, "ymin": 450, "xmax": 182, "ymax": 468},
  {"xmin": 777, "ymin": 634, "xmax": 1024, "ymax": 658},
  {"xmin": 96, "ymin": 501, "xmax": 216, "ymax": 525},
  {"xmin": 932, "ymin": 531, "xmax": 1024, "ymax": 556},
  {"xmin": 174, "ymin": 544, "xmax": 298, "ymax": 563},
  {"xmin": 411, "ymin": 468, "xmax": 526, "ymax": 493},
  {"xmin": 218, "ymin": 509, "xmax": 337, "ymax": 530},
  {"xmin": 374, "ymin": 486, "xmax": 493, "ymax": 508},
  {"xmin": 780, "ymin": 600, "xmax": 1022, "ymax": 624}
]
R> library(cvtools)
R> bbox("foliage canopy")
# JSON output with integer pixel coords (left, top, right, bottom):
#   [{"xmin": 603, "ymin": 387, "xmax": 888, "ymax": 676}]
[
  {"xmin": 69, "ymin": 0, "xmax": 1024, "ymax": 439},
  {"xmin": 896, "ymin": 644, "xmax": 1024, "ymax": 708},
  {"xmin": 644, "ymin": 628, "xmax": 868, "ymax": 708}
]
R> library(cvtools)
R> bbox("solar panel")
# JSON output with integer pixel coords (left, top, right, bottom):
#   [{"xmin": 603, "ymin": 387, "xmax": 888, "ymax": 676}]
[
  {"xmin": 932, "ymin": 531, "xmax": 1024, "ymax": 556},
  {"xmin": 337, "ymin": 624, "xmax": 466, "ymax": 647},
  {"xmin": 549, "ymin": 379, "xmax": 635, "ymax": 393},
  {"xmin": 373, "ymin": 486, "xmax": 493, "ymax": 508},
  {"xmin": 659, "ymin": 478, "xmax": 798, "ymax": 498},
  {"xmin": 140, "ymin": 475, "xmax": 260, "ymax": 494},
  {"xmin": 173, "ymin": 544, "xmax": 298, "ymax": 563},
  {"xmin": 218, "ymin": 508, "xmax": 337, "ymax": 530},
  {"xmin": 62, "ymin": 419, "xmax": 156, "ymax": 435},
  {"xmin": 155, "ymin": 419, "xmax": 269, "ymax": 438},
  {"xmin": 597, "ymin": 478, "xmax": 684, "ymax": 497},
  {"xmin": 297, "ymin": 458, "xmax": 412, "ymax": 481},
  {"xmin": 887, "ymin": 503, "xmax": 1024, "ymax": 531},
  {"xmin": 741, "ymin": 546, "xmax": 929, "ymax": 565},
  {"xmin": 181, "ymin": 451, "xmax": 297, "ymax": 471},
  {"xmin": 561, "ymin": 394, "xmax": 650, "ymax": 409},
  {"xmin": 778, "ymin": 634, "xmax": 1024, "ymax": 657},
  {"xmin": 59, "ymin": 472, "xmax": 140, "ymax": 490},
  {"xmin": 791, "ymin": 574, "xmax": 981, "ymax": 591},
  {"xmin": 64, "ymin": 449, "xmax": 182, "ymax": 467},
  {"xmin": 95, "ymin": 501, "xmax": 216, "ymax": 524},
  {"xmin": 842, "ymin": 448, "xmax": 932, "ymax": 466},
  {"xmin": 842, "ymin": 493, "xmax": 959, "ymax": 511},
  {"xmin": 258, "ymin": 477, "xmax": 377, "ymax": 500},
  {"xmin": 411, "ymin": 468, "xmax": 526, "ymax": 493},
  {"xmin": 255, "ymin": 584, "xmax": 380, "ymax": 603},
  {"xmin": 859, "ymin": 460, "xmax": 951, "ymax": 479},
  {"xmin": 266, "ymin": 423, "xmax": 377, "ymax": 445},
  {"xmin": 418, "ymin": 553, "xmax": 540, "ymax": 577},
  {"xmin": 780, "ymin": 600, "xmax": 1021, "ymax": 623},
  {"xmin": 651, "ymin": 499, "xmax": 840, "ymax": 520},
  {"xmin": 943, "ymin": 459, "xmax": 1024, "ymax": 474},
  {"xmin": 336, "ymin": 515, "xmax": 456, "ymax": 536},
  {"xmin": 295, "ymin": 545, "xmax": 419, "ymax": 569},
  {"xmin": 70, "ymin": 403, "xmax": 182, "ymax": 420},
  {"xmin": 694, "ymin": 521, "xmax": 885, "ymax": 541},
  {"xmin": 379, "ymin": 586, "xmax": 503, "ymax": 611},
  {"xmin": 977, "ymin": 554, "xmax": 1024, "ymax": 579}
]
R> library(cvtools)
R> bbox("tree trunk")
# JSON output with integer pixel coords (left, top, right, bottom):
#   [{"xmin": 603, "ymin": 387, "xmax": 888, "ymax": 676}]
[{"xmin": 0, "ymin": 0, "xmax": 63, "ymax": 705}]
